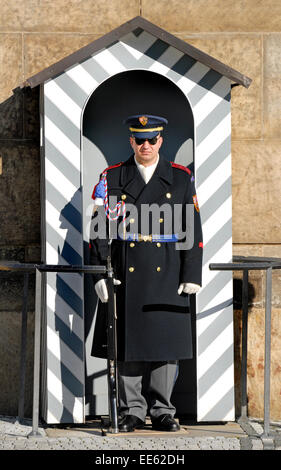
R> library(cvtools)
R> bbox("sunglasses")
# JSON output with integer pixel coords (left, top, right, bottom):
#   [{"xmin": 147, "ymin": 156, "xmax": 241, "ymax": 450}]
[{"xmin": 134, "ymin": 136, "xmax": 160, "ymax": 145}]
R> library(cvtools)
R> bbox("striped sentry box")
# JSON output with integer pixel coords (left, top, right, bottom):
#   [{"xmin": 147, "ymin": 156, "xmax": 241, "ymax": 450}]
[{"xmin": 42, "ymin": 27, "xmax": 234, "ymax": 423}]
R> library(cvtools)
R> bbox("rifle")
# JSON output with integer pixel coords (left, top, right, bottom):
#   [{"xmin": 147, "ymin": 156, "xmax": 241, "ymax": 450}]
[{"xmin": 106, "ymin": 239, "xmax": 119, "ymax": 433}]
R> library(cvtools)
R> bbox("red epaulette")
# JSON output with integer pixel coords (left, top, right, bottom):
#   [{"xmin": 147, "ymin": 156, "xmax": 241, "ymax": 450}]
[
  {"xmin": 103, "ymin": 161, "xmax": 124, "ymax": 173},
  {"xmin": 171, "ymin": 162, "xmax": 191, "ymax": 175}
]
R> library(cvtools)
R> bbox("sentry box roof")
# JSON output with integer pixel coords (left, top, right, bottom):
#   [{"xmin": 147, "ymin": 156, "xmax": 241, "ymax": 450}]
[{"xmin": 22, "ymin": 16, "xmax": 251, "ymax": 89}]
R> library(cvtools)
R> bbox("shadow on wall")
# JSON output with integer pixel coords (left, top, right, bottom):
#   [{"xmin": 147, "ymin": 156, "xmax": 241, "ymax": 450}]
[
  {"xmin": 0, "ymin": 85, "xmax": 40, "ymax": 417},
  {"xmin": 0, "ymin": 86, "xmax": 40, "ymax": 141},
  {"xmin": 233, "ymin": 277, "xmax": 256, "ymax": 418},
  {"xmin": 233, "ymin": 277, "xmax": 256, "ymax": 311}
]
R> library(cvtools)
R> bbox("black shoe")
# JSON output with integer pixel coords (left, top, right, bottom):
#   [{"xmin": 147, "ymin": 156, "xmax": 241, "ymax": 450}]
[
  {"xmin": 152, "ymin": 414, "xmax": 180, "ymax": 432},
  {"xmin": 118, "ymin": 415, "xmax": 145, "ymax": 432}
]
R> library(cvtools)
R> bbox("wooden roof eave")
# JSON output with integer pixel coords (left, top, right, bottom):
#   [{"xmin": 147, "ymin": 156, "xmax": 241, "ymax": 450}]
[{"xmin": 21, "ymin": 16, "xmax": 252, "ymax": 90}]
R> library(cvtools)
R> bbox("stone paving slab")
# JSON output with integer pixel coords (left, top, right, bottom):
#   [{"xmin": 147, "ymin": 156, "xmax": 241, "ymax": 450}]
[
  {"xmin": 46, "ymin": 418, "xmax": 246, "ymax": 440},
  {"xmin": 0, "ymin": 415, "xmax": 279, "ymax": 451}
]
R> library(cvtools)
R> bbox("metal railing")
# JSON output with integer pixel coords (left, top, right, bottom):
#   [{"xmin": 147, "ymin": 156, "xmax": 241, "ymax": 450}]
[
  {"xmin": 0, "ymin": 261, "xmax": 106, "ymax": 437},
  {"xmin": 209, "ymin": 255, "xmax": 281, "ymax": 445},
  {"xmin": 1, "ymin": 256, "xmax": 280, "ymax": 442}
]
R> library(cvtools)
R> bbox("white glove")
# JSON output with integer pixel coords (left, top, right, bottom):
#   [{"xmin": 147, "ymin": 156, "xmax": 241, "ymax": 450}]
[
  {"xmin": 178, "ymin": 282, "xmax": 201, "ymax": 295},
  {"xmin": 93, "ymin": 197, "xmax": 104, "ymax": 206},
  {"xmin": 95, "ymin": 278, "xmax": 121, "ymax": 303}
]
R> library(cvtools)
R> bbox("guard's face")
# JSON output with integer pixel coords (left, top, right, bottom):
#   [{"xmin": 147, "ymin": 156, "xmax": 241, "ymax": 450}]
[{"xmin": 130, "ymin": 134, "xmax": 163, "ymax": 166}]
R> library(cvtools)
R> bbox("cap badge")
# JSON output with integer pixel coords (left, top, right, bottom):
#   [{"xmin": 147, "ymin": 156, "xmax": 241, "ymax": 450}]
[{"xmin": 139, "ymin": 116, "xmax": 148, "ymax": 126}]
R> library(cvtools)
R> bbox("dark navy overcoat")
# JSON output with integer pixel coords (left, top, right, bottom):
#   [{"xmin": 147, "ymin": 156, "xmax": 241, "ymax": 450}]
[{"xmin": 90, "ymin": 154, "xmax": 203, "ymax": 362}]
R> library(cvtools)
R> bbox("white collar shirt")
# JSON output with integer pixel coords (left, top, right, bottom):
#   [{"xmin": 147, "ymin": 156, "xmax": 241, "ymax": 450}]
[{"xmin": 134, "ymin": 154, "xmax": 159, "ymax": 184}]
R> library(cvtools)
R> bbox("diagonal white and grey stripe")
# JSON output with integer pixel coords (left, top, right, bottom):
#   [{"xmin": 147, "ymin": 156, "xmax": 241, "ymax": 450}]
[
  {"xmin": 189, "ymin": 75, "xmax": 234, "ymax": 421},
  {"xmin": 42, "ymin": 27, "xmax": 234, "ymax": 423}
]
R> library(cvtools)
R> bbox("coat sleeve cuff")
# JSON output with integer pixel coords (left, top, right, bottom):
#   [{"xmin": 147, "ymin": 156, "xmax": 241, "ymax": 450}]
[{"xmin": 180, "ymin": 258, "xmax": 202, "ymax": 286}]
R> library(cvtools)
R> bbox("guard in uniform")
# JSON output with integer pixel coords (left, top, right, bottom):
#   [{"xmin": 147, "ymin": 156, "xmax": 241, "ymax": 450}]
[{"xmin": 90, "ymin": 115, "xmax": 203, "ymax": 432}]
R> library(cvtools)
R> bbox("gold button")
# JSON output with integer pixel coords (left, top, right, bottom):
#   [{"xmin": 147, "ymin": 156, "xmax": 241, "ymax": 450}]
[
  {"xmin": 166, "ymin": 193, "xmax": 171, "ymax": 199},
  {"xmin": 129, "ymin": 267, "xmax": 134, "ymax": 272},
  {"xmin": 156, "ymin": 267, "xmax": 161, "ymax": 272},
  {"xmin": 121, "ymin": 194, "xmax": 127, "ymax": 200},
  {"xmin": 130, "ymin": 242, "xmax": 135, "ymax": 248},
  {"xmin": 159, "ymin": 218, "xmax": 164, "ymax": 223},
  {"xmin": 130, "ymin": 218, "xmax": 135, "ymax": 224},
  {"xmin": 157, "ymin": 242, "xmax": 161, "ymax": 248}
]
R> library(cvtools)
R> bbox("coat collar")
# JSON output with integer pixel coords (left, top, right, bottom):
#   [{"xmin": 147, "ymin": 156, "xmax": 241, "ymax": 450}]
[
  {"xmin": 120, "ymin": 154, "xmax": 173, "ymax": 204},
  {"xmin": 120, "ymin": 154, "xmax": 145, "ymax": 201}
]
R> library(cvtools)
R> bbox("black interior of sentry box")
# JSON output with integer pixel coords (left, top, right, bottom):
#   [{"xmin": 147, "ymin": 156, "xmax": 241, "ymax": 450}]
[{"xmin": 82, "ymin": 69, "xmax": 197, "ymax": 419}]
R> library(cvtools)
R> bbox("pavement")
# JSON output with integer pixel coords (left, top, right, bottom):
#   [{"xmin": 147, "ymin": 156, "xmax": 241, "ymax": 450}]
[{"xmin": 1, "ymin": 414, "xmax": 281, "ymax": 452}]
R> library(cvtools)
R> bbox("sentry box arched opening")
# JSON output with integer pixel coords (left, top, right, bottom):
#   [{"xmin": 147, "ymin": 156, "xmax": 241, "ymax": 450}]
[
  {"xmin": 83, "ymin": 70, "xmax": 196, "ymax": 419},
  {"xmin": 23, "ymin": 16, "xmax": 251, "ymax": 424}
]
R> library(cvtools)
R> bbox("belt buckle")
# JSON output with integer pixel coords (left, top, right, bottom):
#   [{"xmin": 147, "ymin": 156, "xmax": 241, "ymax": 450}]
[{"xmin": 139, "ymin": 234, "xmax": 152, "ymax": 242}]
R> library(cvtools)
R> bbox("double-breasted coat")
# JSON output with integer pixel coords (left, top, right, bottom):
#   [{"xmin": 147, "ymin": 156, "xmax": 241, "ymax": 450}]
[{"xmin": 90, "ymin": 154, "xmax": 203, "ymax": 362}]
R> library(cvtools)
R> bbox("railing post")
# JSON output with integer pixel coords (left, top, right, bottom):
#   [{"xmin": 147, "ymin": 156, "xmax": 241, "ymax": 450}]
[
  {"xmin": 17, "ymin": 272, "xmax": 29, "ymax": 422},
  {"xmin": 240, "ymin": 269, "xmax": 249, "ymax": 421},
  {"xmin": 28, "ymin": 268, "xmax": 43, "ymax": 438},
  {"xmin": 261, "ymin": 266, "xmax": 273, "ymax": 442}
]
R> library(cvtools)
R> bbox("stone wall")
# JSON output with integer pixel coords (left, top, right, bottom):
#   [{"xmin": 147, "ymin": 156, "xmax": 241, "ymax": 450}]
[{"xmin": 0, "ymin": 0, "xmax": 280, "ymax": 420}]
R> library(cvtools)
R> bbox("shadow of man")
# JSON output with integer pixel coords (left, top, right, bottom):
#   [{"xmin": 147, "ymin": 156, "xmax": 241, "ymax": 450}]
[{"xmin": 53, "ymin": 188, "xmax": 85, "ymax": 423}]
